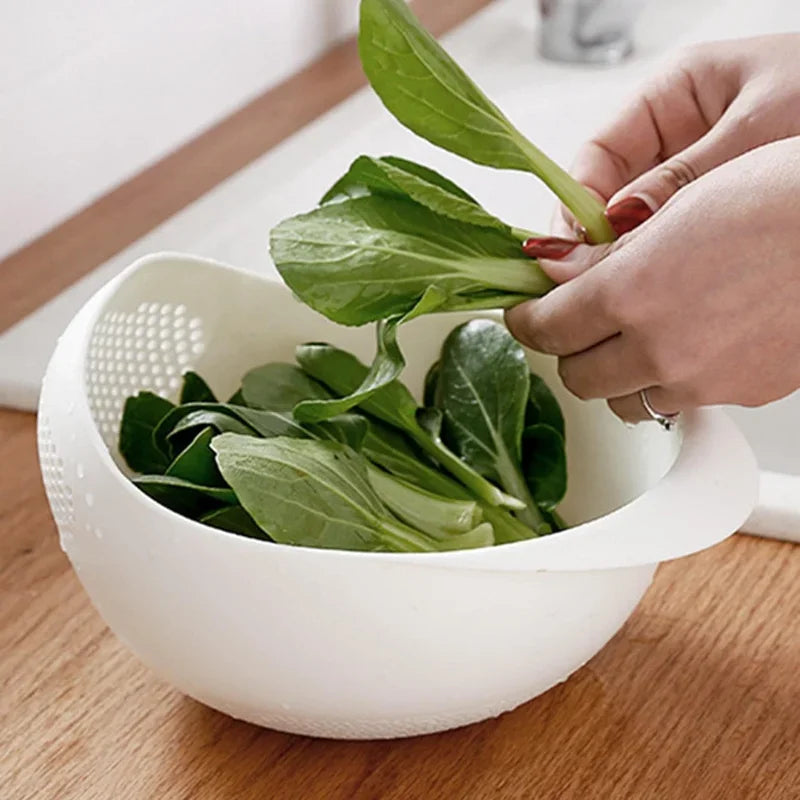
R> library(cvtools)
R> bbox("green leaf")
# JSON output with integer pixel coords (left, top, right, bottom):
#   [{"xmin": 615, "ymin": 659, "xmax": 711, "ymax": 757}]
[
  {"xmin": 545, "ymin": 508, "xmax": 568, "ymax": 531},
  {"xmin": 309, "ymin": 414, "xmax": 369, "ymax": 450},
  {"xmin": 358, "ymin": 0, "xmax": 614, "ymax": 243},
  {"xmin": 296, "ymin": 343, "xmax": 419, "ymax": 430},
  {"xmin": 367, "ymin": 465, "xmax": 482, "ymax": 536},
  {"xmin": 179, "ymin": 371, "xmax": 217, "ymax": 404},
  {"xmin": 294, "ymin": 284, "xmax": 447, "ymax": 422},
  {"xmin": 361, "ymin": 418, "xmax": 539, "ymax": 543},
  {"xmin": 480, "ymin": 505, "xmax": 540, "ymax": 543},
  {"xmin": 423, "ymin": 360, "xmax": 441, "ymax": 409},
  {"xmin": 165, "ymin": 427, "xmax": 225, "ymax": 487},
  {"xmin": 321, "ymin": 155, "xmax": 518, "ymax": 234},
  {"xmin": 522, "ymin": 424, "xmax": 567, "ymax": 511},
  {"xmin": 296, "ymin": 342, "xmax": 525, "ymax": 511},
  {"xmin": 526, "ymin": 373, "xmax": 566, "ymax": 439},
  {"xmin": 360, "ymin": 420, "xmax": 449, "ymax": 492},
  {"xmin": 413, "ymin": 406, "xmax": 523, "ymax": 513},
  {"xmin": 227, "ymin": 388, "xmax": 247, "ymax": 406},
  {"xmin": 437, "ymin": 320, "xmax": 550, "ymax": 533},
  {"xmin": 167, "ymin": 409, "xmax": 257, "ymax": 446},
  {"xmin": 155, "ymin": 403, "xmax": 307, "ymax": 455},
  {"xmin": 365, "ymin": 422, "xmax": 536, "ymax": 543},
  {"xmin": 242, "ymin": 363, "xmax": 330, "ymax": 411},
  {"xmin": 362, "ymin": 419, "xmax": 540, "ymax": 542},
  {"xmin": 433, "ymin": 521, "xmax": 494, "ymax": 550},
  {"xmin": 118, "ymin": 391, "xmax": 176, "ymax": 474},
  {"xmin": 212, "ymin": 434, "xmax": 439, "ymax": 552},
  {"xmin": 270, "ymin": 194, "xmax": 553, "ymax": 327},
  {"xmin": 200, "ymin": 505, "xmax": 272, "ymax": 541},
  {"xmin": 133, "ymin": 474, "xmax": 237, "ymax": 516},
  {"xmin": 323, "ymin": 155, "xmax": 478, "ymax": 204}
]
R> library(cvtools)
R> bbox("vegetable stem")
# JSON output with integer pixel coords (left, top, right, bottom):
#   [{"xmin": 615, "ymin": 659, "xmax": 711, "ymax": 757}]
[
  {"xmin": 510, "ymin": 226, "xmax": 542, "ymax": 243},
  {"xmin": 377, "ymin": 519, "xmax": 440, "ymax": 552},
  {"xmin": 494, "ymin": 449, "xmax": 551, "ymax": 535},
  {"xmin": 514, "ymin": 135, "xmax": 616, "ymax": 244},
  {"xmin": 460, "ymin": 257, "xmax": 554, "ymax": 295},
  {"xmin": 367, "ymin": 465, "xmax": 482, "ymax": 535},
  {"xmin": 482, "ymin": 505, "xmax": 540, "ymax": 543},
  {"xmin": 408, "ymin": 423, "xmax": 526, "ymax": 511}
]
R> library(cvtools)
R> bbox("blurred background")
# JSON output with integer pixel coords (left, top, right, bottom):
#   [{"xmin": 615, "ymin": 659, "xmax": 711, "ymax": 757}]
[{"xmin": 0, "ymin": 0, "xmax": 360, "ymax": 261}]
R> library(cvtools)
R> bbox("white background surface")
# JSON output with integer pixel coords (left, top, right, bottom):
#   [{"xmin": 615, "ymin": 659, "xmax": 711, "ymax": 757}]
[
  {"xmin": 0, "ymin": 0, "xmax": 359, "ymax": 259},
  {"xmin": 1, "ymin": 0, "xmax": 798, "ymax": 534}
]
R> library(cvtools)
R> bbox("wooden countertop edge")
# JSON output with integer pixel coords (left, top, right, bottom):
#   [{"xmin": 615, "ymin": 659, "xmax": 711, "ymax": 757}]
[{"xmin": 0, "ymin": 0, "xmax": 494, "ymax": 335}]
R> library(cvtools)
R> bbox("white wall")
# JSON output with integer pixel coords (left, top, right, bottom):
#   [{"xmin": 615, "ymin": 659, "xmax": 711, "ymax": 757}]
[{"xmin": 0, "ymin": 1, "xmax": 360, "ymax": 260}]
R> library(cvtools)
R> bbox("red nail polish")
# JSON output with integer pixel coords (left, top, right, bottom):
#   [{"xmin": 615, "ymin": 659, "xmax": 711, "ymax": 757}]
[
  {"xmin": 605, "ymin": 196, "xmax": 654, "ymax": 235},
  {"xmin": 522, "ymin": 236, "xmax": 579, "ymax": 260}
]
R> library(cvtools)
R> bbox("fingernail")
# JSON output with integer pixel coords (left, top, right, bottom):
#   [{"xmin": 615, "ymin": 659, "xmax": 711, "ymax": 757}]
[
  {"xmin": 522, "ymin": 236, "xmax": 579, "ymax": 260},
  {"xmin": 605, "ymin": 196, "xmax": 655, "ymax": 236}
]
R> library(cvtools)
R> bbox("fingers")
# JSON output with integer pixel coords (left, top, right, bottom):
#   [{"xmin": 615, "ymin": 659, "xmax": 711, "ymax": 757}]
[
  {"xmin": 605, "ymin": 106, "xmax": 756, "ymax": 216},
  {"xmin": 568, "ymin": 69, "xmax": 720, "ymax": 203},
  {"xmin": 607, "ymin": 387, "xmax": 687, "ymax": 424},
  {"xmin": 558, "ymin": 49, "xmax": 740, "ymax": 235},
  {"xmin": 557, "ymin": 335, "xmax": 655, "ymax": 401},
  {"xmin": 506, "ymin": 242, "xmax": 619, "ymax": 356},
  {"xmin": 521, "ymin": 238, "xmax": 612, "ymax": 284}
]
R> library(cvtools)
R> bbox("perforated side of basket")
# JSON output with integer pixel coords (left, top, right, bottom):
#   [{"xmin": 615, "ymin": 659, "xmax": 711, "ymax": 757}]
[
  {"xmin": 38, "ymin": 415, "xmax": 75, "ymax": 547},
  {"xmin": 85, "ymin": 302, "xmax": 206, "ymax": 450}
]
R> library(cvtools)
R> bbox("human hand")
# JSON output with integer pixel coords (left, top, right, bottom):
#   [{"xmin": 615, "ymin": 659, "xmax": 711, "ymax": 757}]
[
  {"xmin": 554, "ymin": 34, "xmax": 800, "ymax": 238},
  {"xmin": 506, "ymin": 137, "xmax": 800, "ymax": 422}
]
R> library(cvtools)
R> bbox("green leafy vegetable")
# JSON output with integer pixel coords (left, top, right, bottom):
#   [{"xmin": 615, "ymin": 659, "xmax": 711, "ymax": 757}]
[
  {"xmin": 360, "ymin": 418, "xmax": 537, "ymax": 543},
  {"xmin": 133, "ymin": 474, "xmax": 237, "ymax": 517},
  {"xmin": 179, "ymin": 371, "xmax": 217, "ymax": 404},
  {"xmin": 436, "ymin": 320, "xmax": 550, "ymax": 533},
  {"xmin": 526, "ymin": 374, "xmax": 565, "ymax": 439},
  {"xmin": 154, "ymin": 403, "xmax": 306, "ymax": 454},
  {"xmin": 166, "ymin": 409, "xmax": 262, "ymax": 451},
  {"xmin": 293, "ymin": 285, "xmax": 447, "ymax": 422},
  {"xmin": 165, "ymin": 427, "xmax": 225, "ymax": 487},
  {"xmin": 358, "ymin": 0, "xmax": 614, "ymax": 243},
  {"xmin": 266, "ymin": 0, "xmax": 620, "ymax": 425},
  {"xmin": 200, "ymin": 505, "xmax": 271, "ymax": 541},
  {"xmin": 321, "ymin": 155, "xmax": 529, "ymax": 236},
  {"xmin": 323, "ymin": 155, "xmax": 477, "ymax": 205},
  {"xmin": 295, "ymin": 342, "xmax": 525, "ymax": 511},
  {"xmin": 242, "ymin": 363, "xmax": 329, "ymax": 410},
  {"xmin": 212, "ymin": 434, "xmax": 453, "ymax": 552},
  {"xmin": 423, "ymin": 360, "xmax": 441, "ymax": 409},
  {"xmin": 434, "ymin": 522, "xmax": 495, "ymax": 550},
  {"xmin": 522, "ymin": 424, "xmax": 567, "ymax": 511},
  {"xmin": 367, "ymin": 465, "xmax": 482, "ymax": 536},
  {"xmin": 271, "ymin": 195, "xmax": 551, "ymax": 328},
  {"xmin": 361, "ymin": 420, "xmax": 455, "ymax": 494},
  {"xmin": 118, "ymin": 392, "xmax": 175, "ymax": 474}
]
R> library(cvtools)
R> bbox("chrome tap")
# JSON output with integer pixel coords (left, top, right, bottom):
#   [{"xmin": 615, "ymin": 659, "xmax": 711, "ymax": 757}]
[{"xmin": 538, "ymin": 0, "xmax": 646, "ymax": 64}]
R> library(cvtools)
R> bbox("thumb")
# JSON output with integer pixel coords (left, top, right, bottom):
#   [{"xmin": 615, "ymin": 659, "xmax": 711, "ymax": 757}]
[
  {"xmin": 522, "ymin": 236, "xmax": 618, "ymax": 284},
  {"xmin": 605, "ymin": 111, "xmax": 752, "ymax": 235}
]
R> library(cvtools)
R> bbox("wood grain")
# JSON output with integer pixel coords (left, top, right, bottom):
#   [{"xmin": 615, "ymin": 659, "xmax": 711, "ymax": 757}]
[
  {"xmin": 2, "ymin": 407, "xmax": 799, "ymax": 800},
  {"xmin": 0, "ymin": 0, "xmax": 493, "ymax": 335}
]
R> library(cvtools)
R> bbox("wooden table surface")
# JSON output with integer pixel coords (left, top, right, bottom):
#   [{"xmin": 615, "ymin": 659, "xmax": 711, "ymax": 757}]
[
  {"xmin": 2, "ymin": 1, "xmax": 800, "ymax": 796},
  {"xmin": 3, "ymin": 409, "xmax": 800, "ymax": 799}
]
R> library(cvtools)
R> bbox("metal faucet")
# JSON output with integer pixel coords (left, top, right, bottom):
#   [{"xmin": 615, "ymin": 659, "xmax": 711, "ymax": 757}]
[{"xmin": 537, "ymin": 0, "xmax": 645, "ymax": 65}]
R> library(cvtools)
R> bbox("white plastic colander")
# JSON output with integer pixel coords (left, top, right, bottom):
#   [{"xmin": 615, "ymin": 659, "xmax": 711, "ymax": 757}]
[{"xmin": 38, "ymin": 252, "xmax": 757, "ymax": 739}]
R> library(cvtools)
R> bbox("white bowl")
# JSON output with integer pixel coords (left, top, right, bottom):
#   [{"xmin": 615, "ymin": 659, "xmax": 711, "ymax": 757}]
[{"xmin": 38, "ymin": 253, "xmax": 758, "ymax": 739}]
